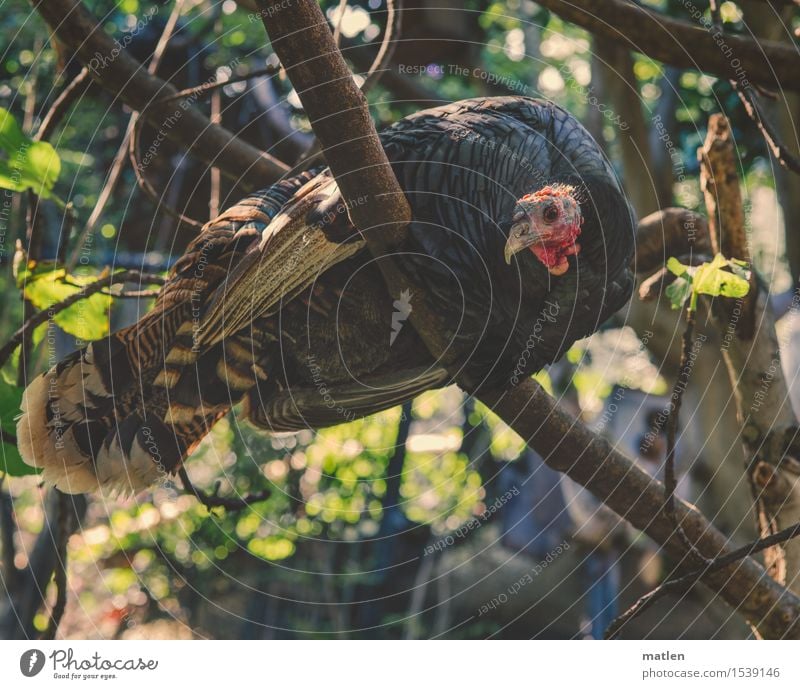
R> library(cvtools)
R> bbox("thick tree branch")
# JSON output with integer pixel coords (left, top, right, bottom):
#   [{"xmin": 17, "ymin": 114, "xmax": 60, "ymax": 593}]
[
  {"xmin": 536, "ymin": 0, "xmax": 800, "ymax": 91},
  {"xmin": 257, "ymin": 0, "xmax": 800, "ymax": 638},
  {"xmin": 256, "ymin": 0, "xmax": 411, "ymax": 248},
  {"xmin": 31, "ymin": 0, "xmax": 289, "ymax": 190},
  {"xmin": 607, "ymin": 519, "xmax": 800, "ymax": 638}
]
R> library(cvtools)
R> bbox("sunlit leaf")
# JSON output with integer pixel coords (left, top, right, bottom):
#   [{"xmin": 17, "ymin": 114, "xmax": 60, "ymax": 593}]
[
  {"xmin": 0, "ymin": 107, "xmax": 61, "ymax": 199},
  {"xmin": 666, "ymin": 256, "xmax": 690, "ymax": 278},
  {"xmin": 665, "ymin": 253, "xmax": 751, "ymax": 311},
  {"xmin": 693, "ymin": 253, "xmax": 751, "ymax": 300},
  {"xmin": 666, "ymin": 276, "xmax": 692, "ymax": 310},
  {"xmin": 15, "ymin": 261, "xmax": 112, "ymax": 341}
]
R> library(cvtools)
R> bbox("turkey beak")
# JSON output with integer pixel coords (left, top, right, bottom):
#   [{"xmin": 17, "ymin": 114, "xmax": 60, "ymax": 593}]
[{"xmin": 504, "ymin": 221, "xmax": 539, "ymax": 265}]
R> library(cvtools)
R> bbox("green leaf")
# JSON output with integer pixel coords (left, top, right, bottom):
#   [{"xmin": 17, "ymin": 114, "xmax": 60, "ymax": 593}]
[
  {"xmin": 666, "ymin": 256, "xmax": 691, "ymax": 278},
  {"xmin": 665, "ymin": 253, "xmax": 751, "ymax": 311},
  {"xmin": 0, "ymin": 442, "xmax": 37, "ymax": 477},
  {"xmin": 0, "ymin": 383, "xmax": 38, "ymax": 477},
  {"xmin": 0, "ymin": 108, "xmax": 61, "ymax": 199},
  {"xmin": 666, "ymin": 276, "xmax": 692, "ymax": 310},
  {"xmin": 17, "ymin": 264, "xmax": 111, "ymax": 341},
  {"xmin": 693, "ymin": 253, "xmax": 751, "ymax": 300}
]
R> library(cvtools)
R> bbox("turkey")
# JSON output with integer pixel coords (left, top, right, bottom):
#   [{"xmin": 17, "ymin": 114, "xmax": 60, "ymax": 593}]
[{"xmin": 17, "ymin": 97, "xmax": 635, "ymax": 494}]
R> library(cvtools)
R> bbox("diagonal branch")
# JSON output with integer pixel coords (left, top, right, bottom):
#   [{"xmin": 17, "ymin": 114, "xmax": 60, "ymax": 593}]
[
  {"xmin": 256, "ymin": 0, "xmax": 800, "ymax": 639},
  {"xmin": 31, "ymin": 0, "xmax": 289, "ymax": 190},
  {"xmin": 178, "ymin": 468, "xmax": 271, "ymax": 511},
  {"xmin": 606, "ymin": 519, "xmax": 800, "ymax": 638},
  {"xmin": 535, "ymin": 0, "xmax": 800, "ymax": 91},
  {"xmin": 69, "ymin": 0, "xmax": 189, "ymax": 266}
]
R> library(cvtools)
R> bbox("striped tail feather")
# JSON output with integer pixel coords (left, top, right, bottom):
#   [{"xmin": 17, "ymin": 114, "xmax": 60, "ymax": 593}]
[
  {"xmin": 16, "ymin": 301, "xmax": 182, "ymax": 494},
  {"xmin": 15, "ymin": 301, "xmax": 266, "ymax": 495}
]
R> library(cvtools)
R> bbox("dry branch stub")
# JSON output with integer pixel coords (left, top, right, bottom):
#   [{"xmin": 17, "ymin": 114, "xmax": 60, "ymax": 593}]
[{"xmin": 699, "ymin": 114, "xmax": 800, "ymax": 593}]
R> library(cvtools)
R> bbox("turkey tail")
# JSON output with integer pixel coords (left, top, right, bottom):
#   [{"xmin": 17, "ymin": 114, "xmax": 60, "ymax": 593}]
[
  {"xmin": 15, "ymin": 314, "xmax": 263, "ymax": 495},
  {"xmin": 15, "ymin": 301, "xmax": 228, "ymax": 494}
]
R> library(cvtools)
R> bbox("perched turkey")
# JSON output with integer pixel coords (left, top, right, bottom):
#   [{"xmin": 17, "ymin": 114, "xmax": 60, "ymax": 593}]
[{"xmin": 17, "ymin": 97, "xmax": 635, "ymax": 494}]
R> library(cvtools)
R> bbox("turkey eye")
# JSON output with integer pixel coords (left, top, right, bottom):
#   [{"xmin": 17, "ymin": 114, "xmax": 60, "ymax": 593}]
[{"xmin": 543, "ymin": 205, "xmax": 559, "ymax": 223}]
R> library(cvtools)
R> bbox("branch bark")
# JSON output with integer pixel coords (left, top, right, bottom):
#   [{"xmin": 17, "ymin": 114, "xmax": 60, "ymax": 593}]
[
  {"xmin": 536, "ymin": 0, "xmax": 800, "ymax": 91},
  {"xmin": 699, "ymin": 114, "xmax": 800, "ymax": 591},
  {"xmin": 256, "ymin": 0, "xmax": 411, "ymax": 248},
  {"xmin": 257, "ymin": 0, "xmax": 800, "ymax": 638},
  {"xmin": 31, "ymin": 0, "xmax": 289, "ymax": 191}
]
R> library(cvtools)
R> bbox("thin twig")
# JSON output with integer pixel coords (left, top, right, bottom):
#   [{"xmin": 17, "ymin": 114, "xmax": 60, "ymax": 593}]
[
  {"xmin": 708, "ymin": 0, "xmax": 722, "ymax": 30},
  {"xmin": 133, "ymin": 65, "xmax": 284, "ymax": 214},
  {"xmin": 0, "ymin": 270, "xmax": 164, "ymax": 370},
  {"xmin": 734, "ymin": 82, "xmax": 800, "ymax": 175},
  {"xmin": 152, "ymin": 65, "xmax": 281, "ymax": 105},
  {"xmin": 35, "ymin": 67, "xmax": 91, "ymax": 143},
  {"xmin": 360, "ymin": 0, "xmax": 402, "ymax": 94},
  {"xmin": 42, "ymin": 491, "xmax": 71, "ymax": 640},
  {"xmin": 103, "ymin": 288, "xmax": 161, "ymax": 299},
  {"xmin": 178, "ymin": 467, "xmax": 271, "ymax": 511},
  {"xmin": 209, "ymin": 16, "xmax": 223, "ymax": 220},
  {"xmin": 67, "ymin": 0, "xmax": 187, "ymax": 269},
  {"xmin": 0, "ymin": 429, "xmax": 18, "ymax": 446},
  {"xmin": 128, "ymin": 120, "xmax": 206, "ymax": 228},
  {"xmin": 664, "ymin": 303, "xmax": 713, "ymax": 566},
  {"xmin": 332, "ymin": 0, "xmax": 348, "ymax": 47},
  {"xmin": 606, "ymin": 519, "xmax": 800, "ymax": 638},
  {"xmin": 707, "ymin": 2, "xmax": 800, "ymax": 174}
]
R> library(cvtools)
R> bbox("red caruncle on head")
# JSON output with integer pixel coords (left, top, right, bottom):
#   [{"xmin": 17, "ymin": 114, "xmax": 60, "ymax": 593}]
[{"xmin": 503, "ymin": 184, "xmax": 583, "ymax": 276}]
